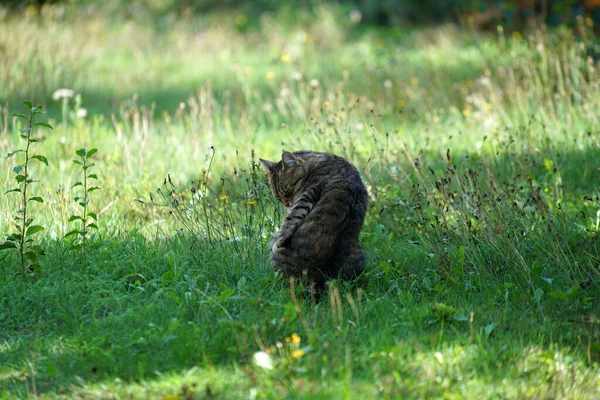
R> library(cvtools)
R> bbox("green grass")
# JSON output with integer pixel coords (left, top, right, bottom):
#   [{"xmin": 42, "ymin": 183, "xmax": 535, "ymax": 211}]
[{"xmin": 1, "ymin": 3, "xmax": 600, "ymax": 399}]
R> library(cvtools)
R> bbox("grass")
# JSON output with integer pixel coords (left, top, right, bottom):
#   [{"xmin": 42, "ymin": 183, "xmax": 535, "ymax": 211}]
[{"xmin": 1, "ymin": 3, "xmax": 600, "ymax": 399}]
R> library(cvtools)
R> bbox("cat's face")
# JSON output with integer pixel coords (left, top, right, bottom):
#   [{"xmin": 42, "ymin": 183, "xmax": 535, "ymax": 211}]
[{"xmin": 260, "ymin": 151, "xmax": 305, "ymax": 207}]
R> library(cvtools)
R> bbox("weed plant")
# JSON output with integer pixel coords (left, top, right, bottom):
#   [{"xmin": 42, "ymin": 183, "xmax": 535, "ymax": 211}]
[
  {"xmin": 65, "ymin": 147, "xmax": 99, "ymax": 264},
  {"xmin": 1, "ymin": 101, "xmax": 52, "ymax": 278}
]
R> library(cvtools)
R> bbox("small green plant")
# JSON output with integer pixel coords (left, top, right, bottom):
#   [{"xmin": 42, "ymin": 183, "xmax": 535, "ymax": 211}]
[
  {"xmin": 65, "ymin": 147, "xmax": 99, "ymax": 263},
  {"xmin": 0, "ymin": 101, "xmax": 52, "ymax": 278},
  {"xmin": 156, "ymin": 148, "xmax": 281, "ymax": 263}
]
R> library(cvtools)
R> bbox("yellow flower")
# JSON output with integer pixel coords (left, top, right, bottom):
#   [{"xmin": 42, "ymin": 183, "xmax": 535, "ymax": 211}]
[
  {"xmin": 280, "ymin": 54, "xmax": 291, "ymax": 63},
  {"xmin": 410, "ymin": 77, "xmax": 419, "ymax": 86},
  {"xmin": 266, "ymin": 72, "xmax": 275, "ymax": 80},
  {"xmin": 285, "ymin": 336, "xmax": 291, "ymax": 343},
  {"xmin": 512, "ymin": 31, "xmax": 522, "ymax": 41},
  {"xmin": 342, "ymin": 70, "xmax": 350, "ymax": 78},
  {"xmin": 291, "ymin": 349, "xmax": 304, "ymax": 358},
  {"xmin": 291, "ymin": 333, "xmax": 301, "ymax": 344},
  {"xmin": 220, "ymin": 194, "xmax": 229, "ymax": 201},
  {"xmin": 323, "ymin": 101, "xmax": 329, "ymax": 108},
  {"xmin": 396, "ymin": 99, "xmax": 405, "ymax": 108},
  {"xmin": 247, "ymin": 200, "xmax": 257, "ymax": 206},
  {"xmin": 462, "ymin": 108, "xmax": 472, "ymax": 117},
  {"xmin": 585, "ymin": 17, "xmax": 593, "ymax": 27},
  {"xmin": 178, "ymin": 192, "xmax": 185, "ymax": 198},
  {"xmin": 485, "ymin": 103, "xmax": 492, "ymax": 111},
  {"xmin": 439, "ymin": 107, "xmax": 445, "ymax": 114}
]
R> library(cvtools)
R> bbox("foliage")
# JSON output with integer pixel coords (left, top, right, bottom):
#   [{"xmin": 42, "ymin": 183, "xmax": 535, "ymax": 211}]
[
  {"xmin": 65, "ymin": 147, "xmax": 99, "ymax": 264},
  {"xmin": 1, "ymin": 101, "xmax": 52, "ymax": 279}
]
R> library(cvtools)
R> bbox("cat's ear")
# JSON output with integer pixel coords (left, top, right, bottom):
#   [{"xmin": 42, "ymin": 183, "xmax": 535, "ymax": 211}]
[
  {"xmin": 282, "ymin": 151, "xmax": 303, "ymax": 169},
  {"xmin": 259, "ymin": 158, "xmax": 275, "ymax": 171}
]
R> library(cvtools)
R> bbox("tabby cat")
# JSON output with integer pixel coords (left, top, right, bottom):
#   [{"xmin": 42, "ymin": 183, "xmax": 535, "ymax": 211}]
[{"xmin": 259, "ymin": 151, "xmax": 368, "ymax": 293}]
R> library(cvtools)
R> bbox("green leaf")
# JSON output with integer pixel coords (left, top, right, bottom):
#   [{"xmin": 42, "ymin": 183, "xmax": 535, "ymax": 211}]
[
  {"xmin": 484, "ymin": 323, "xmax": 496, "ymax": 337},
  {"xmin": 88, "ymin": 187, "xmax": 100, "ymax": 192},
  {"xmin": 34, "ymin": 122, "xmax": 54, "ymax": 130},
  {"xmin": 72, "ymin": 181, "xmax": 83, "ymax": 188},
  {"xmin": 7, "ymin": 233, "xmax": 21, "ymax": 241},
  {"xmin": 76, "ymin": 148, "xmax": 86, "ymax": 157},
  {"xmin": 6, "ymin": 149, "xmax": 24, "ymax": 159},
  {"xmin": 284, "ymin": 302, "xmax": 298, "ymax": 322},
  {"xmin": 217, "ymin": 288, "xmax": 232, "ymax": 303},
  {"xmin": 87, "ymin": 212, "xmax": 97, "ymax": 221},
  {"xmin": 88, "ymin": 223, "xmax": 98, "ymax": 230},
  {"xmin": 29, "ymin": 245, "xmax": 45, "ymax": 255},
  {"xmin": 22, "ymin": 101, "xmax": 33, "ymax": 110},
  {"xmin": 28, "ymin": 197, "xmax": 44, "ymax": 203},
  {"xmin": 68, "ymin": 216, "xmax": 83, "ymax": 222},
  {"xmin": 29, "ymin": 138, "xmax": 45, "ymax": 143},
  {"xmin": 4, "ymin": 188, "xmax": 22, "ymax": 195},
  {"xmin": 45, "ymin": 364, "xmax": 57, "ymax": 377},
  {"xmin": 64, "ymin": 229, "xmax": 80, "ymax": 238},
  {"xmin": 87, "ymin": 174, "xmax": 98, "ymax": 180},
  {"xmin": 24, "ymin": 251, "xmax": 38, "ymax": 262},
  {"xmin": 25, "ymin": 225, "xmax": 45, "ymax": 237},
  {"xmin": 13, "ymin": 165, "xmax": 23, "ymax": 174},
  {"xmin": 548, "ymin": 291, "xmax": 567, "ymax": 301},
  {"xmin": 31, "ymin": 155, "xmax": 49, "ymax": 166},
  {"xmin": 237, "ymin": 276, "xmax": 247, "ymax": 289},
  {"xmin": 29, "ymin": 263, "xmax": 43, "ymax": 276},
  {"xmin": 15, "ymin": 174, "xmax": 26, "ymax": 183},
  {"xmin": 165, "ymin": 290, "xmax": 181, "ymax": 304},
  {"xmin": 12, "ymin": 112, "xmax": 28, "ymax": 119},
  {"xmin": 0, "ymin": 242, "xmax": 18, "ymax": 251},
  {"xmin": 87, "ymin": 148, "xmax": 98, "ymax": 158},
  {"xmin": 73, "ymin": 159, "xmax": 83, "ymax": 166},
  {"xmin": 534, "ymin": 288, "xmax": 544, "ymax": 304}
]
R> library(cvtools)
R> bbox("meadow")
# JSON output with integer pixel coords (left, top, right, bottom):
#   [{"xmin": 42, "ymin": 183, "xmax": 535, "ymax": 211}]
[{"xmin": 1, "ymin": 3, "xmax": 599, "ymax": 398}]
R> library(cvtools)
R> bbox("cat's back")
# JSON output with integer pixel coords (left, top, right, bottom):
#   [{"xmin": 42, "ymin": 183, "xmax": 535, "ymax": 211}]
[{"xmin": 295, "ymin": 151, "xmax": 366, "ymax": 192}]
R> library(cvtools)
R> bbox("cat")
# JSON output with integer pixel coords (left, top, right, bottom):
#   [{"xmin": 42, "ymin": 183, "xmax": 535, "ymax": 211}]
[{"xmin": 259, "ymin": 150, "xmax": 368, "ymax": 294}]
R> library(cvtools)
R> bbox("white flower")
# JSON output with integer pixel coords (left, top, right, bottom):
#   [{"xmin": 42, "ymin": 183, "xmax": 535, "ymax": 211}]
[
  {"xmin": 349, "ymin": 10, "xmax": 362, "ymax": 24},
  {"xmin": 292, "ymin": 72, "xmax": 303, "ymax": 81},
  {"xmin": 253, "ymin": 351, "xmax": 273, "ymax": 370},
  {"xmin": 76, "ymin": 108, "xmax": 87, "ymax": 118},
  {"xmin": 52, "ymin": 88, "xmax": 75, "ymax": 100},
  {"xmin": 310, "ymin": 79, "xmax": 319, "ymax": 88}
]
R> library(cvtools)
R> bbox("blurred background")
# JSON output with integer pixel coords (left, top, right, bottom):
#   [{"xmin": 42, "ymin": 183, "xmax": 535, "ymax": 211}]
[{"xmin": 1, "ymin": 0, "xmax": 599, "ymax": 118}]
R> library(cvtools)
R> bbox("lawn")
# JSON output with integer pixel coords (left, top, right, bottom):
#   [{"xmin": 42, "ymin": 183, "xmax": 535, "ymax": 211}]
[{"xmin": 1, "ymin": 3, "xmax": 599, "ymax": 399}]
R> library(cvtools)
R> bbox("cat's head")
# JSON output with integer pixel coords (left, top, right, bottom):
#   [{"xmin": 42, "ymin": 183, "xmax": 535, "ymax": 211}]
[{"xmin": 259, "ymin": 151, "xmax": 306, "ymax": 207}]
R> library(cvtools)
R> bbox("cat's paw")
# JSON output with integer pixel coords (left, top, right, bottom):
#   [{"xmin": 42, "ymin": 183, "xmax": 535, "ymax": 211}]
[{"xmin": 272, "ymin": 236, "xmax": 288, "ymax": 253}]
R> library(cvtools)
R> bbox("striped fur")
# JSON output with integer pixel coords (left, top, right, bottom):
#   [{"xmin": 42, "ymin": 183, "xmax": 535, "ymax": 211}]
[{"xmin": 260, "ymin": 151, "xmax": 368, "ymax": 293}]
